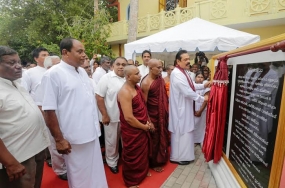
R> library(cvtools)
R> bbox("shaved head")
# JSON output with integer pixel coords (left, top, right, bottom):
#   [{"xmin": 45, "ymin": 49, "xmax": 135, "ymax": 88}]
[
  {"xmin": 148, "ymin": 59, "xmax": 161, "ymax": 68},
  {"xmin": 148, "ymin": 59, "xmax": 163, "ymax": 77},
  {"xmin": 166, "ymin": 65, "xmax": 174, "ymax": 71},
  {"xmin": 124, "ymin": 65, "xmax": 138, "ymax": 76}
]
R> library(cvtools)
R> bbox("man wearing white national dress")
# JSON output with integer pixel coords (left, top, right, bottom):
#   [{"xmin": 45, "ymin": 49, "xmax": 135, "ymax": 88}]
[
  {"xmin": 169, "ymin": 50, "xmax": 209, "ymax": 165},
  {"xmin": 41, "ymin": 38, "xmax": 108, "ymax": 188}
]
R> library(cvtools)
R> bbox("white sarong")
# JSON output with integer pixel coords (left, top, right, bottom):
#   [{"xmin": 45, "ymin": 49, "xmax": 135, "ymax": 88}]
[
  {"xmin": 64, "ymin": 139, "xmax": 108, "ymax": 188},
  {"xmin": 170, "ymin": 131, "xmax": 195, "ymax": 162}
]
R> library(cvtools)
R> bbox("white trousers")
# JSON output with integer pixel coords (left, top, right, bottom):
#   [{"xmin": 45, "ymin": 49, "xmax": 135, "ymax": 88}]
[
  {"xmin": 104, "ymin": 122, "xmax": 120, "ymax": 167},
  {"xmin": 48, "ymin": 132, "xmax": 67, "ymax": 175},
  {"xmin": 170, "ymin": 131, "xmax": 195, "ymax": 162},
  {"xmin": 64, "ymin": 139, "xmax": 108, "ymax": 188}
]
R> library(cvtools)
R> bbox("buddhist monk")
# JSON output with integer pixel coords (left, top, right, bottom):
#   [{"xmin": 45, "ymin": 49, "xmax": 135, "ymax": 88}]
[
  {"xmin": 117, "ymin": 65, "xmax": 154, "ymax": 188},
  {"xmin": 141, "ymin": 59, "xmax": 169, "ymax": 172}
]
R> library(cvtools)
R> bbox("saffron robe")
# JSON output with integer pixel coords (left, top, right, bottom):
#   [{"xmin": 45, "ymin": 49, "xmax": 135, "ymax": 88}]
[
  {"xmin": 144, "ymin": 76, "xmax": 169, "ymax": 167},
  {"xmin": 118, "ymin": 86, "xmax": 150, "ymax": 187}
]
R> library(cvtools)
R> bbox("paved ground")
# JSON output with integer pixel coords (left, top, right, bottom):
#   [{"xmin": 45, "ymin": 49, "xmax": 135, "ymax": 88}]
[{"xmin": 161, "ymin": 145, "xmax": 217, "ymax": 188}]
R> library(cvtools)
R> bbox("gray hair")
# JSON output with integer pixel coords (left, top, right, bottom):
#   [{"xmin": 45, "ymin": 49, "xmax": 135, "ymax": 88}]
[
  {"xmin": 0, "ymin": 46, "xmax": 17, "ymax": 63},
  {"xmin": 100, "ymin": 56, "xmax": 112, "ymax": 65},
  {"xmin": 44, "ymin": 56, "xmax": 60, "ymax": 69}
]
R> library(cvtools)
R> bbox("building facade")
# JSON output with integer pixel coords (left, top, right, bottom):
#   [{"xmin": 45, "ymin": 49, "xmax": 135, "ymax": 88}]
[{"xmin": 106, "ymin": 0, "xmax": 285, "ymax": 58}]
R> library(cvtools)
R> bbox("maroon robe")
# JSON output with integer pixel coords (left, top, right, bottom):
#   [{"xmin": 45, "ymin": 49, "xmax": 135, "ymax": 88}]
[
  {"xmin": 145, "ymin": 76, "xmax": 169, "ymax": 167},
  {"xmin": 118, "ymin": 85, "xmax": 150, "ymax": 187}
]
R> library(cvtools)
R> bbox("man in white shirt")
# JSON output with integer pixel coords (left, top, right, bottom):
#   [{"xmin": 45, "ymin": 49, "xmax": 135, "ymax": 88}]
[
  {"xmin": 138, "ymin": 50, "xmax": 151, "ymax": 79},
  {"xmin": 0, "ymin": 46, "xmax": 50, "ymax": 188},
  {"xmin": 35, "ymin": 56, "xmax": 67, "ymax": 181},
  {"xmin": 41, "ymin": 38, "xmax": 107, "ymax": 188},
  {"xmin": 169, "ymin": 50, "xmax": 210, "ymax": 165},
  {"xmin": 21, "ymin": 47, "xmax": 49, "ymax": 101},
  {"xmin": 95, "ymin": 57, "xmax": 127, "ymax": 174},
  {"xmin": 92, "ymin": 56, "xmax": 112, "ymax": 84}
]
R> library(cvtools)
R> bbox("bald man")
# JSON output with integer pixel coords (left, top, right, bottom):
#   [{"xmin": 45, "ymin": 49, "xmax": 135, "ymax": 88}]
[
  {"xmin": 141, "ymin": 59, "xmax": 169, "ymax": 172},
  {"xmin": 117, "ymin": 65, "xmax": 154, "ymax": 188}
]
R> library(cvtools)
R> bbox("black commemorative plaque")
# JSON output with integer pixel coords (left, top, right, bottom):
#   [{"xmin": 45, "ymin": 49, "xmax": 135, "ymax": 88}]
[{"xmin": 229, "ymin": 61, "xmax": 284, "ymax": 188}]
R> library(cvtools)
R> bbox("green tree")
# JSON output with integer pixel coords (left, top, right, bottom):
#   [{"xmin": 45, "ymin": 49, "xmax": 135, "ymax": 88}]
[{"xmin": 0, "ymin": 0, "xmax": 114, "ymax": 60}]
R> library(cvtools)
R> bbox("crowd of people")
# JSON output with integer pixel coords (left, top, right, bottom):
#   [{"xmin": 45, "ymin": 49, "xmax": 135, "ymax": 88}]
[{"xmin": 0, "ymin": 38, "xmax": 211, "ymax": 188}]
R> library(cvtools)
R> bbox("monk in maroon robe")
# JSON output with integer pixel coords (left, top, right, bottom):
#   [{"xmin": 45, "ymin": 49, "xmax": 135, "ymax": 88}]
[
  {"xmin": 117, "ymin": 65, "xmax": 155, "ymax": 188},
  {"xmin": 141, "ymin": 59, "xmax": 169, "ymax": 172}
]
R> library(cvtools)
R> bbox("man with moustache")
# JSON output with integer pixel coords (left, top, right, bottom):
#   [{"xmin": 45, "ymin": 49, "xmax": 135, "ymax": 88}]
[
  {"xmin": 95, "ymin": 57, "xmax": 127, "ymax": 174},
  {"xmin": 169, "ymin": 50, "xmax": 210, "ymax": 165},
  {"xmin": 118, "ymin": 65, "xmax": 154, "ymax": 188},
  {"xmin": 141, "ymin": 59, "xmax": 169, "ymax": 172},
  {"xmin": 0, "ymin": 46, "xmax": 50, "ymax": 188},
  {"xmin": 41, "ymin": 38, "xmax": 107, "ymax": 188}
]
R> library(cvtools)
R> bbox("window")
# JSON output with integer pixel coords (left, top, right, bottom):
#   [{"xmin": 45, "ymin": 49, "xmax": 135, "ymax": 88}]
[
  {"xmin": 127, "ymin": 4, "xmax": 130, "ymax": 20},
  {"xmin": 159, "ymin": 0, "xmax": 187, "ymax": 11}
]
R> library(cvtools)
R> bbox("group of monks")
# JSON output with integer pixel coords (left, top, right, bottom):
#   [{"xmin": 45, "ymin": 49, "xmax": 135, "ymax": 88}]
[{"xmin": 117, "ymin": 50, "xmax": 211, "ymax": 187}]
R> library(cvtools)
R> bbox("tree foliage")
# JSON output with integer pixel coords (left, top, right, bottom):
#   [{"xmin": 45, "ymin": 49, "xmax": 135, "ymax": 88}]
[{"xmin": 0, "ymin": 0, "xmax": 116, "ymax": 62}]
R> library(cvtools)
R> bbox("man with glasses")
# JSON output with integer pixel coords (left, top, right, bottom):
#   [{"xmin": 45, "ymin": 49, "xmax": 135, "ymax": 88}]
[
  {"xmin": 92, "ymin": 56, "xmax": 112, "ymax": 84},
  {"xmin": 95, "ymin": 57, "xmax": 127, "ymax": 174},
  {"xmin": 0, "ymin": 46, "xmax": 50, "ymax": 188}
]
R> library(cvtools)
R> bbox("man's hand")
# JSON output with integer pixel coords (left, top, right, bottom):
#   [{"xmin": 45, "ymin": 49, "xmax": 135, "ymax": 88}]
[
  {"xmin": 102, "ymin": 114, "xmax": 110, "ymax": 125},
  {"xmin": 6, "ymin": 161, "xmax": 26, "ymax": 182},
  {"xmin": 148, "ymin": 121, "xmax": 155, "ymax": 132},
  {"xmin": 204, "ymin": 81, "xmax": 212, "ymax": 88},
  {"xmin": 56, "ymin": 139, "xmax": 72, "ymax": 155},
  {"xmin": 194, "ymin": 111, "xmax": 202, "ymax": 117},
  {"xmin": 92, "ymin": 54, "xmax": 97, "ymax": 59}
]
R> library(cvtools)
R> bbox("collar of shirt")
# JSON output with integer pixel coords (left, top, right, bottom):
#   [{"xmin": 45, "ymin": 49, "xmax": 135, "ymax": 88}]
[
  {"xmin": 60, "ymin": 60, "xmax": 79, "ymax": 72},
  {"xmin": 110, "ymin": 70, "xmax": 125, "ymax": 79},
  {"xmin": 0, "ymin": 77, "xmax": 17, "ymax": 87}
]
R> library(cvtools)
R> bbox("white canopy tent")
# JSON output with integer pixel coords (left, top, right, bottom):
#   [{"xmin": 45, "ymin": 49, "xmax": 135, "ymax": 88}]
[{"xmin": 124, "ymin": 17, "xmax": 260, "ymax": 65}]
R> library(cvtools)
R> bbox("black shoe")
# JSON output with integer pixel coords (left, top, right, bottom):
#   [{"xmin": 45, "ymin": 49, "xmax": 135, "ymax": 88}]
[
  {"xmin": 58, "ymin": 173, "xmax": 68, "ymax": 181},
  {"xmin": 170, "ymin": 160, "xmax": 191, "ymax": 165},
  {"xmin": 109, "ymin": 166, "xmax": 119, "ymax": 174},
  {"xmin": 46, "ymin": 159, "xmax": 52, "ymax": 167}
]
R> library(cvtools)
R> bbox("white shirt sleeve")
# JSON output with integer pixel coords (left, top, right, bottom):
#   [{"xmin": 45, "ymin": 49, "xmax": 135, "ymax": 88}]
[
  {"xmin": 41, "ymin": 73, "xmax": 59, "ymax": 110},
  {"xmin": 21, "ymin": 71, "xmax": 31, "ymax": 92},
  {"xmin": 34, "ymin": 83, "xmax": 44, "ymax": 106},
  {"xmin": 173, "ymin": 72, "xmax": 204, "ymax": 103},
  {"xmin": 95, "ymin": 74, "xmax": 108, "ymax": 97},
  {"xmin": 194, "ymin": 83, "xmax": 205, "ymax": 90}
]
